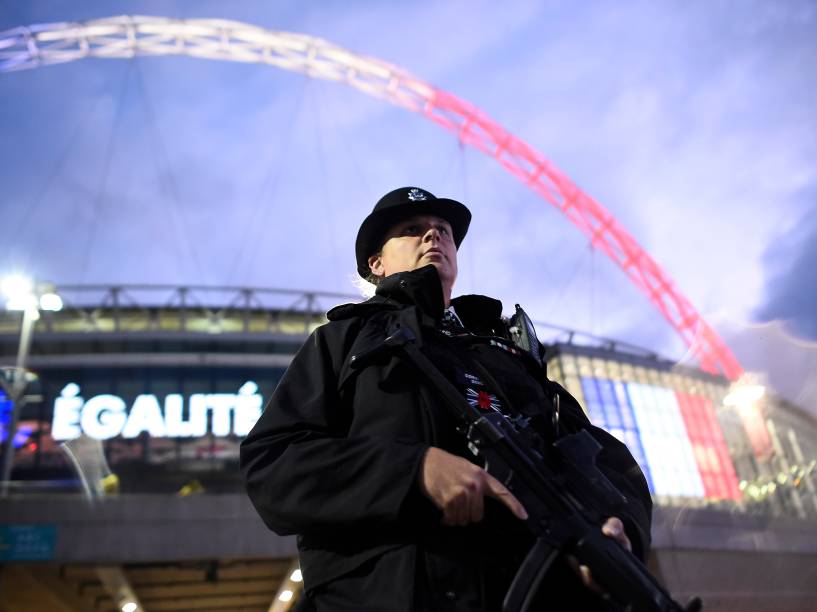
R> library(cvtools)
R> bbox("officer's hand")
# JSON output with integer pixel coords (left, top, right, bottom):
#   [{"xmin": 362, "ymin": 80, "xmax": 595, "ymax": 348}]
[
  {"xmin": 569, "ymin": 516, "xmax": 632, "ymax": 593},
  {"xmin": 418, "ymin": 447, "xmax": 528, "ymax": 526}
]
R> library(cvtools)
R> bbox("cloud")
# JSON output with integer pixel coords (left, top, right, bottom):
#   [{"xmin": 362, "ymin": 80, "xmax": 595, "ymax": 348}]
[
  {"xmin": 755, "ymin": 202, "xmax": 817, "ymax": 341},
  {"xmin": 485, "ymin": 0, "xmax": 817, "ymax": 324}
]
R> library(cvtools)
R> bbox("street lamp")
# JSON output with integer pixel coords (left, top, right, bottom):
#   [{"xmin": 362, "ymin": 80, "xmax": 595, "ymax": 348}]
[
  {"xmin": 0, "ymin": 274, "xmax": 61, "ymax": 495},
  {"xmin": 2, "ymin": 274, "xmax": 63, "ymax": 316}
]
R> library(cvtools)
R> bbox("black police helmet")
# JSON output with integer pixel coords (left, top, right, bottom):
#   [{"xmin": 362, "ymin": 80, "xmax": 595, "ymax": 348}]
[{"xmin": 355, "ymin": 187, "xmax": 472, "ymax": 278}]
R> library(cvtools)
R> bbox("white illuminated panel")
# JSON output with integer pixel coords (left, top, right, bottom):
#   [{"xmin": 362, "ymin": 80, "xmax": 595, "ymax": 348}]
[{"xmin": 628, "ymin": 382, "xmax": 705, "ymax": 498}]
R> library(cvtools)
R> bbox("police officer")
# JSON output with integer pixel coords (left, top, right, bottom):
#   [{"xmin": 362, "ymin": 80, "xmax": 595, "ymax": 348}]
[{"xmin": 241, "ymin": 187, "xmax": 652, "ymax": 611}]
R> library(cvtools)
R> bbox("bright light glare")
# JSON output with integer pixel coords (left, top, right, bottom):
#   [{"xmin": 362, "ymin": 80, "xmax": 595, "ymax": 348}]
[
  {"xmin": 290, "ymin": 568, "xmax": 303, "ymax": 582},
  {"xmin": 1, "ymin": 274, "xmax": 33, "ymax": 300},
  {"xmin": 5, "ymin": 293, "xmax": 39, "ymax": 312},
  {"xmin": 723, "ymin": 385, "xmax": 765, "ymax": 407},
  {"xmin": 39, "ymin": 292, "xmax": 63, "ymax": 311},
  {"xmin": 278, "ymin": 590, "xmax": 294, "ymax": 602},
  {"xmin": 121, "ymin": 602, "xmax": 137, "ymax": 612}
]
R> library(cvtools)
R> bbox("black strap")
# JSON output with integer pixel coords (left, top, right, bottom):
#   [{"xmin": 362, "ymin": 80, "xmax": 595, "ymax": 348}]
[{"xmin": 503, "ymin": 538, "xmax": 560, "ymax": 612}]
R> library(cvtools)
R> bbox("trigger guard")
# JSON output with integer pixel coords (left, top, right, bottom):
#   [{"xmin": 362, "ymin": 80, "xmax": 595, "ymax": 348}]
[{"xmin": 484, "ymin": 454, "xmax": 515, "ymax": 489}]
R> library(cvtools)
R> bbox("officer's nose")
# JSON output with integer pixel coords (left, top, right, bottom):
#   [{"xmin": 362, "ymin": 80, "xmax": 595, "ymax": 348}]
[{"xmin": 423, "ymin": 226, "xmax": 440, "ymax": 243}]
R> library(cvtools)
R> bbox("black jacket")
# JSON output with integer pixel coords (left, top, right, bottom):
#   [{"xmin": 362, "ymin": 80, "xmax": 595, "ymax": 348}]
[{"xmin": 241, "ymin": 265, "xmax": 652, "ymax": 611}]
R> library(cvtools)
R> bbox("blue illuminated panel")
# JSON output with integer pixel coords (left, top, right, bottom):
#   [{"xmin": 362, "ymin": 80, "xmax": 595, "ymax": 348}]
[
  {"xmin": 580, "ymin": 377, "xmax": 653, "ymax": 493},
  {"xmin": 0, "ymin": 390, "xmax": 12, "ymax": 444}
]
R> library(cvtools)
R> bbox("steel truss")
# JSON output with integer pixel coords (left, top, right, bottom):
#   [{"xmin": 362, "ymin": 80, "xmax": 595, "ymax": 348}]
[
  {"xmin": 0, "ymin": 284, "xmax": 675, "ymax": 366},
  {"xmin": 0, "ymin": 285, "xmax": 357, "ymax": 337},
  {"xmin": 0, "ymin": 15, "xmax": 743, "ymax": 379}
]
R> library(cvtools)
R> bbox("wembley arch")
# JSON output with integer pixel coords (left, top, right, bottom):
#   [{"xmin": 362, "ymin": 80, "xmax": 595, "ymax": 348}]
[{"xmin": 0, "ymin": 15, "xmax": 743, "ymax": 380}]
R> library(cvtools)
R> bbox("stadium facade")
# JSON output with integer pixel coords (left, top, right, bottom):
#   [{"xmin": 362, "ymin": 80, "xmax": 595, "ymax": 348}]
[{"xmin": 1, "ymin": 286, "xmax": 815, "ymax": 611}]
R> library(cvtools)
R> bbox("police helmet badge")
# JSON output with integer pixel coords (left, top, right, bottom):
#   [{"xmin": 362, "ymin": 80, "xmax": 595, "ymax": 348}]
[{"xmin": 407, "ymin": 188, "xmax": 427, "ymax": 201}]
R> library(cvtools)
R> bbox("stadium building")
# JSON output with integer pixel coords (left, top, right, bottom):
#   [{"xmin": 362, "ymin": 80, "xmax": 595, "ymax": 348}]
[{"xmin": 1, "ymin": 285, "xmax": 816, "ymax": 611}]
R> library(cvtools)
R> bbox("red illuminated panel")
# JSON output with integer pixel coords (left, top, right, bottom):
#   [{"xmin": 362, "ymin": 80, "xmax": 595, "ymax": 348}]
[{"xmin": 676, "ymin": 392, "xmax": 742, "ymax": 501}]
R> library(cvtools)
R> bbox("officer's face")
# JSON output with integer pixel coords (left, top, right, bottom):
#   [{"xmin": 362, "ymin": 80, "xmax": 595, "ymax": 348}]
[{"xmin": 367, "ymin": 214, "xmax": 458, "ymax": 287}]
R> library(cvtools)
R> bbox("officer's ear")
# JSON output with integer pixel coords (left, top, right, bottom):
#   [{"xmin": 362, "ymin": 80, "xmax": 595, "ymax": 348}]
[{"xmin": 368, "ymin": 252, "xmax": 385, "ymax": 278}]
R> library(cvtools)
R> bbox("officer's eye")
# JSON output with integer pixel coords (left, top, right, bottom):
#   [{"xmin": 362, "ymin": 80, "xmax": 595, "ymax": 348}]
[
  {"xmin": 401, "ymin": 225, "xmax": 421, "ymax": 235},
  {"xmin": 437, "ymin": 225, "xmax": 450, "ymax": 236}
]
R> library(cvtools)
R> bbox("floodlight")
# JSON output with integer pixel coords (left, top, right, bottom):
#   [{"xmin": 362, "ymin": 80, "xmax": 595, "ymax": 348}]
[
  {"xmin": 5, "ymin": 293, "xmax": 39, "ymax": 312},
  {"xmin": 39, "ymin": 292, "xmax": 63, "ymax": 311},
  {"xmin": 723, "ymin": 385, "xmax": 765, "ymax": 407},
  {"xmin": 1, "ymin": 274, "xmax": 33, "ymax": 301}
]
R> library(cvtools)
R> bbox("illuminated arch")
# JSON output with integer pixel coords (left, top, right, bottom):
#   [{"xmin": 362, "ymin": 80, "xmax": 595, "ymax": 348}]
[{"xmin": 0, "ymin": 15, "xmax": 743, "ymax": 379}]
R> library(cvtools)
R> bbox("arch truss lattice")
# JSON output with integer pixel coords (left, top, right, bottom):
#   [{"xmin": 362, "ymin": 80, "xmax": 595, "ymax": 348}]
[{"xmin": 0, "ymin": 15, "xmax": 743, "ymax": 380}]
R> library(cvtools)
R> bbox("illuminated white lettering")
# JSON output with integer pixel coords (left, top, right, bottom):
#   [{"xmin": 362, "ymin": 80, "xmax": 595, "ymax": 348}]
[
  {"xmin": 164, "ymin": 394, "xmax": 194, "ymax": 437},
  {"xmin": 81, "ymin": 394, "xmax": 127, "ymax": 439},
  {"xmin": 122, "ymin": 394, "xmax": 167, "ymax": 438},
  {"xmin": 50, "ymin": 381, "xmax": 265, "ymax": 441},
  {"xmin": 234, "ymin": 382, "xmax": 263, "ymax": 436},
  {"xmin": 51, "ymin": 384, "xmax": 83, "ymax": 441},
  {"xmin": 207, "ymin": 394, "xmax": 235, "ymax": 437},
  {"xmin": 188, "ymin": 394, "xmax": 209, "ymax": 437}
]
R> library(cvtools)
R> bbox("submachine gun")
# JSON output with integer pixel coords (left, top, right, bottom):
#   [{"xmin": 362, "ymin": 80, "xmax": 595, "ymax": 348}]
[{"xmin": 353, "ymin": 324, "xmax": 702, "ymax": 612}]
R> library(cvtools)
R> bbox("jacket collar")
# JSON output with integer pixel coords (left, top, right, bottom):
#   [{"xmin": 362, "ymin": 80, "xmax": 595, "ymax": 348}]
[
  {"xmin": 327, "ymin": 264, "xmax": 505, "ymax": 335},
  {"xmin": 327, "ymin": 265, "xmax": 444, "ymax": 322},
  {"xmin": 377, "ymin": 264, "xmax": 446, "ymax": 318}
]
